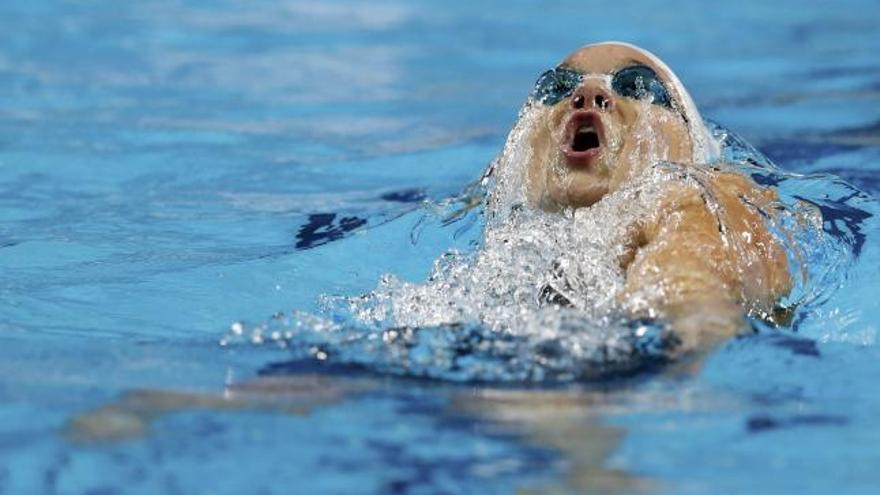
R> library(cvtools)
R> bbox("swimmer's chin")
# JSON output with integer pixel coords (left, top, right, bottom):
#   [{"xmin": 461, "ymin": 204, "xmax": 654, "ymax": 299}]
[
  {"xmin": 563, "ymin": 178, "xmax": 610, "ymax": 208},
  {"xmin": 538, "ymin": 172, "xmax": 611, "ymax": 210},
  {"xmin": 525, "ymin": 146, "xmax": 617, "ymax": 210}
]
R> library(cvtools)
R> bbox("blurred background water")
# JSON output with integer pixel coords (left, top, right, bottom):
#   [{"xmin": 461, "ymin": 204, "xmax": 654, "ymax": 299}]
[{"xmin": 1, "ymin": 1, "xmax": 880, "ymax": 494}]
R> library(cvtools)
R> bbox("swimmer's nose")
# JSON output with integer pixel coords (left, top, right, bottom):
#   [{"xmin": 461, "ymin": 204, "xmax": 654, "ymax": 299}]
[{"xmin": 571, "ymin": 86, "xmax": 613, "ymax": 111}]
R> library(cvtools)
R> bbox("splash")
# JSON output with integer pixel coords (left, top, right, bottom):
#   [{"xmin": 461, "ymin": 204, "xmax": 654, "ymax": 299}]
[{"xmin": 222, "ymin": 102, "xmax": 871, "ymax": 382}]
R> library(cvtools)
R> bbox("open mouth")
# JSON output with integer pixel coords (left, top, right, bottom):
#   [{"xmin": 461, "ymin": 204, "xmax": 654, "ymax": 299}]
[{"xmin": 563, "ymin": 111, "xmax": 604, "ymax": 167}]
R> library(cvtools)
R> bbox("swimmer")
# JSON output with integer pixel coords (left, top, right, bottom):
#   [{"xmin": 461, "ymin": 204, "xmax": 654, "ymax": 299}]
[{"xmin": 513, "ymin": 42, "xmax": 791, "ymax": 352}]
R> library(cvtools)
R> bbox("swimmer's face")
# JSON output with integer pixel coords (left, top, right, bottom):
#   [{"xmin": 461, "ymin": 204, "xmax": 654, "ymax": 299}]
[{"xmin": 525, "ymin": 43, "xmax": 695, "ymax": 210}]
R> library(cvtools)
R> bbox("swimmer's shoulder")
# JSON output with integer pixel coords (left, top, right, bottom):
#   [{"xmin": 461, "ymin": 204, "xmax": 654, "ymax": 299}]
[{"xmin": 711, "ymin": 165, "xmax": 779, "ymax": 205}]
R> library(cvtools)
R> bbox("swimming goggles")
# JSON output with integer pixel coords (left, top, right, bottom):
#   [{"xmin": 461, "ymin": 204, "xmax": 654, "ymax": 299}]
[{"xmin": 531, "ymin": 64, "xmax": 673, "ymax": 110}]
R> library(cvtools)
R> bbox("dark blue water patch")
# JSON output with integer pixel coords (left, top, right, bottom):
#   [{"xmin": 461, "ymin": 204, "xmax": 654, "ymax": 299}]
[
  {"xmin": 260, "ymin": 359, "xmax": 351, "ymax": 376},
  {"xmin": 815, "ymin": 168, "xmax": 880, "ymax": 193},
  {"xmin": 750, "ymin": 169, "xmax": 784, "ymax": 187},
  {"xmin": 380, "ymin": 188, "xmax": 427, "ymax": 203},
  {"xmin": 764, "ymin": 333, "xmax": 821, "ymax": 358},
  {"xmin": 745, "ymin": 416, "xmax": 781, "ymax": 432},
  {"xmin": 826, "ymin": 118, "xmax": 880, "ymax": 140},
  {"xmin": 294, "ymin": 213, "xmax": 368, "ymax": 250},
  {"xmin": 749, "ymin": 385, "xmax": 807, "ymax": 407},
  {"xmin": 794, "ymin": 190, "xmax": 873, "ymax": 257},
  {"xmin": 258, "ymin": 355, "xmax": 668, "ymax": 400},
  {"xmin": 291, "ymin": 202, "xmax": 425, "ymax": 252},
  {"xmin": 746, "ymin": 414, "xmax": 849, "ymax": 433},
  {"xmin": 757, "ymin": 140, "xmax": 862, "ymax": 168},
  {"xmin": 805, "ymin": 66, "xmax": 880, "ymax": 80}
]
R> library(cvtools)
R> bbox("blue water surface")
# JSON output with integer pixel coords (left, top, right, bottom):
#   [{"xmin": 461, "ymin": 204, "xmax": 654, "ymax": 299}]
[{"xmin": 2, "ymin": 1, "xmax": 880, "ymax": 494}]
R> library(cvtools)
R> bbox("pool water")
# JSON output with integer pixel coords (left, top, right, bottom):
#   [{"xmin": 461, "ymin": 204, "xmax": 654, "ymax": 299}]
[{"xmin": 2, "ymin": 1, "xmax": 880, "ymax": 494}]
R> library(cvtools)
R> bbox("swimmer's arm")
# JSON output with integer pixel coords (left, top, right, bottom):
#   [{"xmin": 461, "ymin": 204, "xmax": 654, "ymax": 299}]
[
  {"xmin": 619, "ymin": 187, "xmax": 746, "ymax": 353},
  {"xmin": 712, "ymin": 171, "xmax": 793, "ymax": 306}
]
